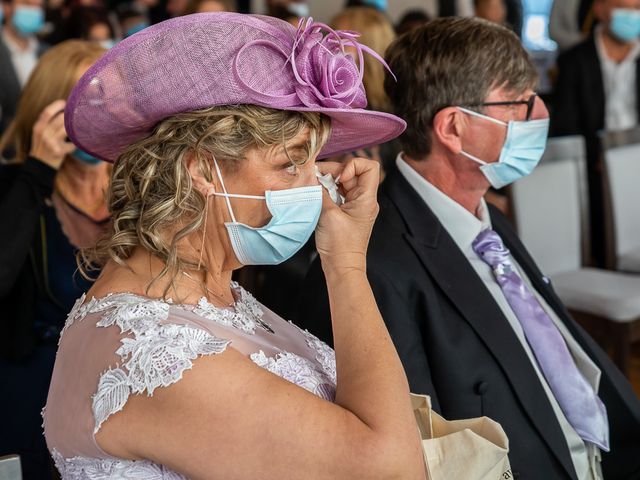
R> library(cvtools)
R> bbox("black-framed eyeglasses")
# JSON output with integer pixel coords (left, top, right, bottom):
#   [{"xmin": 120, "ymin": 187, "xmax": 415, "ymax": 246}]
[{"xmin": 462, "ymin": 93, "xmax": 538, "ymax": 121}]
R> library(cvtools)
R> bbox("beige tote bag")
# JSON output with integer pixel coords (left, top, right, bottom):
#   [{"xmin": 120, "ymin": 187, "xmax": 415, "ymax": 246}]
[{"xmin": 411, "ymin": 393, "xmax": 513, "ymax": 480}]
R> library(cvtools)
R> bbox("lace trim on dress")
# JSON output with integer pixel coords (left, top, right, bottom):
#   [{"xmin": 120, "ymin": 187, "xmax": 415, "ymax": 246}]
[
  {"xmin": 51, "ymin": 448, "xmax": 187, "ymax": 479},
  {"xmin": 301, "ymin": 328, "xmax": 337, "ymax": 385},
  {"xmin": 60, "ymin": 292, "xmax": 231, "ymax": 434},
  {"xmin": 184, "ymin": 281, "xmax": 269, "ymax": 334},
  {"xmin": 287, "ymin": 321, "xmax": 337, "ymax": 385},
  {"xmin": 250, "ymin": 350, "xmax": 336, "ymax": 401}
]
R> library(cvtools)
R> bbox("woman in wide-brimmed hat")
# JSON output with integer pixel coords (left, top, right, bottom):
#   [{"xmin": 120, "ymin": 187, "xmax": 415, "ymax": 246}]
[{"xmin": 43, "ymin": 13, "xmax": 425, "ymax": 479}]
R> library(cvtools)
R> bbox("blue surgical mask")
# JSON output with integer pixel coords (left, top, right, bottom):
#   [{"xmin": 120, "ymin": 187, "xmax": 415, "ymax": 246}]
[
  {"xmin": 125, "ymin": 22, "xmax": 149, "ymax": 38},
  {"xmin": 458, "ymin": 107, "xmax": 549, "ymax": 189},
  {"xmin": 362, "ymin": 0, "xmax": 387, "ymax": 11},
  {"xmin": 212, "ymin": 159, "xmax": 323, "ymax": 265},
  {"xmin": 72, "ymin": 148, "xmax": 103, "ymax": 165},
  {"xmin": 99, "ymin": 39, "xmax": 117, "ymax": 49},
  {"xmin": 12, "ymin": 5, "xmax": 44, "ymax": 36},
  {"xmin": 287, "ymin": 2, "xmax": 309, "ymax": 17},
  {"xmin": 610, "ymin": 8, "xmax": 640, "ymax": 43}
]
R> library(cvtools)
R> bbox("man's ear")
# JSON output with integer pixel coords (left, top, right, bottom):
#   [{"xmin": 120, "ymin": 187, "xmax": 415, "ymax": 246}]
[
  {"xmin": 185, "ymin": 150, "xmax": 216, "ymax": 197},
  {"xmin": 432, "ymin": 106, "xmax": 465, "ymax": 156}
]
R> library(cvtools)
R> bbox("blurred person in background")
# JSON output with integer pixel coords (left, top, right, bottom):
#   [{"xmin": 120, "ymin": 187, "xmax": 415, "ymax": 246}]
[
  {"xmin": 118, "ymin": 5, "xmax": 148, "ymax": 36},
  {"xmin": 0, "ymin": 40, "xmax": 109, "ymax": 480},
  {"xmin": 550, "ymin": 0, "xmax": 596, "ymax": 51},
  {"xmin": 184, "ymin": 0, "xmax": 232, "ymax": 15},
  {"xmin": 395, "ymin": 9, "xmax": 430, "ymax": 36},
  {"xmin": 345, "ymin": 0, "xmax": 387, "ymax": 12},
  {"xmin": 552, "ymin": 0, "xmax": 640, "ymax": 267},
  {"xmin": 64, "ymin": 6, "xmax": 116, "ymax": 46},
  {"xmin": 474, "ymin": 0, "xmax": 507, "ymax": 26},
  {"xmin": 0, "ymin": 0, "xmax": 47, "ymax": 138},
  {"xmin": 439, "ymin": 0, "xmax": 522, "ymax": 35},
  {"xmin": 267, "ymin": 0, "xmax": 307, "ymax": 24}
]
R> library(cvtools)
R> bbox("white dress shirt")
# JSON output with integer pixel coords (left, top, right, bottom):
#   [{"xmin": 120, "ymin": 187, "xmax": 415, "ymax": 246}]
[
  {"xmin": 396, "ymin": 154, "xmax": 604, "ymax": 480},
  {"xmin": 2, "ymin": 29, "xmax": 38, "ymax": 87},
  {"xmin": 595, "ymin": 26, "xmax": 640, "ymax": 132}
]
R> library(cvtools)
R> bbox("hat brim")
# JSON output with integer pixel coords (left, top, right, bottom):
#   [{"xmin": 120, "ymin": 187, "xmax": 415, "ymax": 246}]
[
  {"xmin": 69, "ymin": 103, "xmax": 406, "ymax": 163},
  {"xmin": 289, "ymin": 107, "xmax": 406, "ymax": 160}
]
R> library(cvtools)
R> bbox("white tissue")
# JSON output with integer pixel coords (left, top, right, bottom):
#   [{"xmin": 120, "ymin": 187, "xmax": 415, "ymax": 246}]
[{"xmin": 315, "ymin": 166, "xmax": 345, "ymax": 206}]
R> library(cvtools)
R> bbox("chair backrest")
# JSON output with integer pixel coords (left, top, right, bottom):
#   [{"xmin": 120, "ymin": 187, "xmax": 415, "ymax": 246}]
[
  {"xmin": 602, "ymin": 127, "xmax": 640, "ymax": 265},
  {"xmin": 0, "ymin": 455, "xmax": 22, "ymax": 480},
  {"xmin": 510, "ymin": 135, "xmax": 589, "ymax": 276}
]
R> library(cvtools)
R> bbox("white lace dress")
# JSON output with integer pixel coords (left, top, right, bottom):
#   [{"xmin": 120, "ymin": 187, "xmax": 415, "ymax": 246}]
[{"xmin": 42, "ymin": 282, "xmax": 336, "ymax": 479}]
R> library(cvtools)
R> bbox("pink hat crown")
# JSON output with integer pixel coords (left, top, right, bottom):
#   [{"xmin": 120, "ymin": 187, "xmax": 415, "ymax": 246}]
[{"xmin": 65, "ymin": 13, "xmax": 406, "ymax": 163}]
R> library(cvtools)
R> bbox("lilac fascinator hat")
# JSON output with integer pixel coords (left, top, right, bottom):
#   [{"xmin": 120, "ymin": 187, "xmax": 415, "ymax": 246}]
[{"xmin": 64, "ymin": 13, "xmax": 407, "ymax": 163}]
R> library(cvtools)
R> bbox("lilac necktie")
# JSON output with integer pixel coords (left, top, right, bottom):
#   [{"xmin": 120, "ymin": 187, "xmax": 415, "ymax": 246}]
[{"xmin": 473, "ymin": 229, "xmax": 609, "ymax": 451}]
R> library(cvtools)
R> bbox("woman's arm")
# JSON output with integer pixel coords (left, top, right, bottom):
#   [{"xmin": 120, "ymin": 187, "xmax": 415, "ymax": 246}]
[{"xmin": 0, "ymin": 100, "xmax": 74, "ymax": 297}]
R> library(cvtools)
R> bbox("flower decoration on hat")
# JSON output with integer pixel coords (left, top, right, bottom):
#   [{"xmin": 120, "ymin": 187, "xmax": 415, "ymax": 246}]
[{"xmin": 233, "ymin": 17, "xmax": 393, "ymax": 110}]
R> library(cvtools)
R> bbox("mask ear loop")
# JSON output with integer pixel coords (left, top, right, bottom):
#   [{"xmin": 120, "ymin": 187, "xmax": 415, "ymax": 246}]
[
  {"xmin": 197, "ymin": 193, "xmax": 209, "ymax": 271},
  {"xmin": 458, "ymin": 107, "xmax": 509, "ymax": 127},
  {"xmin": 212, "ymin": 158, "xmax": 237, "ymax": 223}
]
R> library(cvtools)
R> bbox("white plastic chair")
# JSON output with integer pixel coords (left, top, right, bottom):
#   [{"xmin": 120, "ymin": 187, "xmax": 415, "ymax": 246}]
[
  {"xmin": 510, "ymin": 135, "xmax": 640, "ymax": 375},
  {"xmin": 602, "ymin": 127, "xmax": 640, "ymax": 272},
  {"xmin": 0, "ymin": 455, "xmax": 22, "ymax": 480}
]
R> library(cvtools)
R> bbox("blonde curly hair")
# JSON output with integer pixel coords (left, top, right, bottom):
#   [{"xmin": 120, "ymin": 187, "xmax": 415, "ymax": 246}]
[{"xmin": 80, "ymin": 105, "xmax": 331, "ymax": 295}]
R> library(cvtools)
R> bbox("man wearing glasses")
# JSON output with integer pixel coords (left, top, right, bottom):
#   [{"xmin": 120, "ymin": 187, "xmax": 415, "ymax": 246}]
[{"xmin": 298, "ymin": 16, "xmax": 640, "ymax": 480}]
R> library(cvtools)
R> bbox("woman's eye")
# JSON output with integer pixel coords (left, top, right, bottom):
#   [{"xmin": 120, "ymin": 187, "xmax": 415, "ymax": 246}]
[{"xmin": 284, "ymin": 164, "xmax": 299, "ymax": 175}]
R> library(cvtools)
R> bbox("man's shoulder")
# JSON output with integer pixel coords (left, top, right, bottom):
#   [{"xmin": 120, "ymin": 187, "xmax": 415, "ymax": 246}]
[{"xmin": 557, "ymin": 35, "xmax": 597, "ymax": 66}]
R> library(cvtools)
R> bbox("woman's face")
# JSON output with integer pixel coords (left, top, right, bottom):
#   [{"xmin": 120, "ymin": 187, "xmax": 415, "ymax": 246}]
[
  {"xmin": 87, "ymin": 22, "xmax": 111, "ymax": 42},
  {"xmin": 213, "ymin": 128, "xmax": 320, "ymax": 229}
]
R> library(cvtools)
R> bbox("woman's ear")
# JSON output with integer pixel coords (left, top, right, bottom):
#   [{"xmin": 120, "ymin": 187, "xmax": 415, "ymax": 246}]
[
  {"xmin": 185, "ymin": 150, "xmax": 216, "ymax": 197},
  {"xmin": 432, "ymin": 106, "xmax": 465, "ymax": 156}
]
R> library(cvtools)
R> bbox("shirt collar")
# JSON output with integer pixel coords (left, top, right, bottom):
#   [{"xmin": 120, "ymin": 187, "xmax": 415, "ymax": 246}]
[
  {"xmin": 395, "ymin": 153, "xmax": 491, "ymax": 251},
  {"xmin": 595, "ymin": 24, "xmax": 640, "ymax": 66},
  {"xmin": 2, "ymin": 29, "xmax": 38, "ymax": 55}
]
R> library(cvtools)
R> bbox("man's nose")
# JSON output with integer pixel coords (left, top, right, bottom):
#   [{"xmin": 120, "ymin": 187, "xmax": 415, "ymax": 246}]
[{"xmin": 530, "ymin": 96, "xmax": 550, "ymax": 121}]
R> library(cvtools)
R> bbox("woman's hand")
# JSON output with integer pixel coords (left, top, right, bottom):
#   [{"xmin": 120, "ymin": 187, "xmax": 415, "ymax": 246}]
[
  {"xmin": 29, "ymin": 100, "xmax": 76, "ymax": 170},
  {"xmin": 314, "ymin": 157, "xmax": 380, "ymax": 273}
]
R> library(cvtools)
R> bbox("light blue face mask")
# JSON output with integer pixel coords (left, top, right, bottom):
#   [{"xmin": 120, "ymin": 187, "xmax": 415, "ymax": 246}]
[
  {"xmin": 610, "ymin": 8, "xmax": 640, "ymax": 43},
  {"xmin": 72, "ymin": 148, "xmax": 103, "ymax": 165},
  {"xmin": 99, "ymin": 39, "xmax": 117, "ymax": 49},
  {"xmin": 12, "ymin": 5, "xmax": 44, "ymax": 36},
  {"xmin": 458, "ymin": 107, "xmax": 549, "ymax": 189},
  {"xmin": 212, "ymin": 159, "xmax": 323, "ymax": 265},
  {"xmin": 362, "ymin": 0, "xmax": 387, "ymax": 11}
]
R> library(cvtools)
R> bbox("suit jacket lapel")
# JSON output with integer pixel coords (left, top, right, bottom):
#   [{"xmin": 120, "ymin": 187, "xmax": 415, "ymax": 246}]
[
  {"xmin": 586, "ymin": 36, "xmax": 606, "ymax": 133},
  {"xmin": 381, "ymin": 171, "xmax": 577, "ymax": 479}
]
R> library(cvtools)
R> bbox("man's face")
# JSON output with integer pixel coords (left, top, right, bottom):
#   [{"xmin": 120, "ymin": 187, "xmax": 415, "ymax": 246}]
[
  {"xmin": 456, "ymin": 85, "xmax": 549, "ymax": 186},
  {"xmin": 7, "ymin": 0, "xmax": 43, "ymax": 21},
  {"xmin": 596, "ymin": 0, "xmax": 640, "ymax": 25}
]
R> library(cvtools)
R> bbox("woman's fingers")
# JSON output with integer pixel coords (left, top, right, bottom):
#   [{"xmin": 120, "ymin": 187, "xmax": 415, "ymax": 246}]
[
  {"xmin": 316, "ymin": 157, "xmax": 379, "ymax": 194},
  {"xmin": 29, "ymin": 100, "xmax": 73, "ymax": 170},
  {"xmin": 37, "ymin": 99, "xmax": 66, "ymax": 126},
  {"xmin": 337, "ymin": 157, "xmax": 380, "ymax": 197},
  {"xmin": 51, "ymin": 114, "xmax": 68, "ymax": 139}
]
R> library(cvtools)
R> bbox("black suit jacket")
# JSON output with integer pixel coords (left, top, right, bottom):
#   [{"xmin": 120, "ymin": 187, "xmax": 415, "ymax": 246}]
[
  {"xmin": 296, "ymin": 168, "xmax": 640, "ymax": 480},
  {"xmin": 551, "ymin": 35, "xmax": 640, "ymax": 158},
  {"xmin": 0, "ymin": 37, "xmax": 47, "ymax": 138},
  {"xmin": 551, "ymin": 35, "xmax": 640, "ymax": 266}
]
